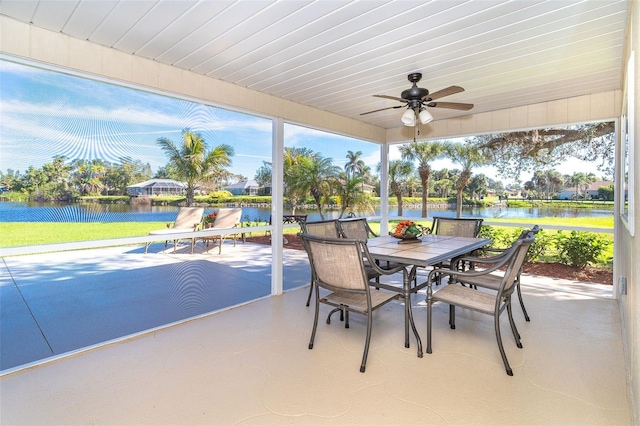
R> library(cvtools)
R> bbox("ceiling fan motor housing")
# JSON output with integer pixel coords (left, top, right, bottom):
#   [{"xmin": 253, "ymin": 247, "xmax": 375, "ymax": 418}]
[{"xmin": 401, "ymin": 72, "xmax": 429, "ymax": 102}]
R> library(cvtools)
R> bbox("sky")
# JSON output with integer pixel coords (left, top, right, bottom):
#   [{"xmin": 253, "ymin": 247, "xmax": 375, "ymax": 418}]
[{"xmin": 0, "ymin": 60, "xmax": 601, "ymax": 186}]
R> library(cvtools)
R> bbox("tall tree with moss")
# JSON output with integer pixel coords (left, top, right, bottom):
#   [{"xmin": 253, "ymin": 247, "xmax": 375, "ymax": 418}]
[
  {"xmin": 157, "ymin": 129, "xmax": 234, "ymax": 206},
  {"xmin": 399, "ymin": 141, "xmax": 446, "ymax": 218},
  {"xmin": 475, "ymin": 122, "xmax": 614, "ymax": 180}
]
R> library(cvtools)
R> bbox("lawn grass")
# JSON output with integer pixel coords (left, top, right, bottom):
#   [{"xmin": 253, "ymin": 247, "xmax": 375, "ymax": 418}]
[
  {"xmin": 0, "ymin": 216, "xmax": 614, "ymax": 248},
  {"xmin": 0, "ymin": 222, "xmax": 166, "ymax": 247},
  {"xmin": 482, "ymin": 216, "xmax": 614, "ymax": 229}
]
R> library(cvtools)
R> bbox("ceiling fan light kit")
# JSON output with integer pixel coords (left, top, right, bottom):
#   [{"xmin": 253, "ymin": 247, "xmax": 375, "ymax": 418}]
[
  {"xmin": 361, "ymin": 72, "xmax": 473, "ymax": 127},
  {"xmin": 401, "ymin": 109, "xmax": 416, "ymax": 126},
  {"xmin": 419, "ymin": 108, "xmax": 433, "ymax": 124}
]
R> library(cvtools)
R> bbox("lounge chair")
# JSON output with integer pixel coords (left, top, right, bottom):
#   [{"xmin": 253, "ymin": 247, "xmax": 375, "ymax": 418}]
[
  {"xmin": 200, "ymin": 208, "xmax": 243, "ymax": 254},
  {"xmin": 145, "ymin": 207, "xmax": 204, "ymax": 254}
]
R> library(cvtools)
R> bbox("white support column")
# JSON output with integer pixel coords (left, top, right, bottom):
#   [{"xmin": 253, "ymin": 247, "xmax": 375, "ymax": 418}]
[
  {"xmin": 379, "ymin": 143, "xmax": 389, "ymax": 236},
  {"xmin": 271, "ymin": 118, "xmax": 285, "ymax": 295}
]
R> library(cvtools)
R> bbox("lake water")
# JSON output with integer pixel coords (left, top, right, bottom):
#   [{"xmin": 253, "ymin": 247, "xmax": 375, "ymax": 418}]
[{"xmin": 0, "ymin": 201, "xmax": 614, "ymax": 223}]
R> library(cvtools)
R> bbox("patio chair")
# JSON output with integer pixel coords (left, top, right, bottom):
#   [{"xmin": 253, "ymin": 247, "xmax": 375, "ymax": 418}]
[
  {"xmin": 338, "ymin": 217, "xmax": 408, "ymax": 277},
  {"xmin": 426, "ymin": 231, "xmax": 536, "ymax": 376},
  {"xmin": 201, "ymin": 208, "xmax": 243, "ymax": 254},
  {"xmin": 456, "ymin": 225, "xmax": 540, "ymax": 322},
  {"xmin": 428, "ymin": 216, "xmax": 484, "ymax": 238},
  {"xmin": 426, "ymin": 216, "xmax": 484, "ymax": 285},
  {"xmin": 145, "ymin": 207, "xmax": 204, "ymax": 254},
  {"xmin": 301, "ymin": 233, "xmax": 409, "ymax": 373},
  {"xmin": 337, "ymin": 217, "xmax": 378, "ymax": 239},
  {"xmin": 299, "ymin": 219, "xmax": 341, "ymax": 307}
]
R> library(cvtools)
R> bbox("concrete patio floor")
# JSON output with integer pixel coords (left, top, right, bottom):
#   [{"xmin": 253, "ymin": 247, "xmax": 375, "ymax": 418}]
[
  {"xmin": 0, "ymin": 241, "xmax": 631, "ymax": 424},
  {"xmin": 0, "ymin": 240, "xmax": 309, "ymax": 372}
]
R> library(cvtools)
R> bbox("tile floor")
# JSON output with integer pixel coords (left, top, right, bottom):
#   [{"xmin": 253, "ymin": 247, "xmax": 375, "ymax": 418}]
[{"xmin": 0, "ymin": 242, "xmax": 632, "ymax": 425}]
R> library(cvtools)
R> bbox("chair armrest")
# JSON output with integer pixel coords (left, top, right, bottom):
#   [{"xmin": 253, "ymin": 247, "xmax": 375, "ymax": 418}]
[
  {"xmin": 428, "ymin": 253, "xmax": 512, "ymax": 282},
  {"xmin": 361, "ymin": 243, "xmax": 406, "ymax": 276},
  {"xmin": 451, "ymin": 246, "xmax": 513, "ymax": 267}
]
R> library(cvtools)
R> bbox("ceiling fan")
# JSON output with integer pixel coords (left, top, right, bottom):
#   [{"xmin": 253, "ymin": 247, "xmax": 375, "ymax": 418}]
[{"xmin": 361, "ymin": 72, "xmax": 473, "ymax": 126}]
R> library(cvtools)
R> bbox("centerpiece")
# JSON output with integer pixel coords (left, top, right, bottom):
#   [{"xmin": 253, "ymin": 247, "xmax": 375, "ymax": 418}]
[
  {"xmin": 392, "ymin": 220, "xmax": 425, "ymax": 243},
  {"xmin": 203, "ymin": 211, "xmax": 217, "ymax": 229}
]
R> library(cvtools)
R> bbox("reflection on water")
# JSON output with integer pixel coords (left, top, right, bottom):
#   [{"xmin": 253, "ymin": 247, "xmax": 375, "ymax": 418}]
[{"xmin": 0, "ymin": 201, "xmax": 613, "ymax": 223}]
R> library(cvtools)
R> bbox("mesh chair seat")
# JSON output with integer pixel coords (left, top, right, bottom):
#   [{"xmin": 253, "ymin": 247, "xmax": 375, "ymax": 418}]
[
  {"xmin": 322, "ymin": 290, "xmax": 399, "ymax": 314},
  {"xmin": 429, "ymin": 284, "xmax": 497, "ymax": 315}
]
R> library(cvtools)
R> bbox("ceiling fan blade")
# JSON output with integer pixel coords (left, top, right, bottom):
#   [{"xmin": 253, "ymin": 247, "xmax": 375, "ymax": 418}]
[
  {"xmin": 360, "ymin": 105, "xmax": 405, "ymax": 115},
  {"xmin": 428, "ymin": 101, "xmax": 474, "ymax": 111},
  {"xmin": 373, "ymin": 94, "xmax": 406, "ymax": 103},
  {"xmin": 425, "ymin": 85, "xmax": 465, "ymax": 100}
]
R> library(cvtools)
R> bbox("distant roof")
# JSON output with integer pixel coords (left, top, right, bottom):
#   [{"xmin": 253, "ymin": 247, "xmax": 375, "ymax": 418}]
[
  {"xmin": 560, "ymin": 180, "xmax": 614, "ymax": 192},
  {"xmin": 225, "ymin": 180, "xmax": 259, "ymax": 190},
  {"xmin": 127, "ymin": 179, "xmax": 186, "ymax": 189}
]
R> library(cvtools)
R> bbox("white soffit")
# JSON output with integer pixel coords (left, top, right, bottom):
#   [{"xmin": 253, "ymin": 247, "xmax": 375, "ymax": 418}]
[{"xmin": 0, "ymin": 0, "xmax": 629, "ymax": 129}]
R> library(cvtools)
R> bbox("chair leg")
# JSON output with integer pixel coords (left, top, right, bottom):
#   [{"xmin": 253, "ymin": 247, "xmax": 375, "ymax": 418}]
[
  {"xmin": 145, "ymin": 242, "xmax": 150, "ymax": 254},
  {"xmin": 516, "ymin": 276, "xmax": 530, "ymax": 321},
  {"xmin": 309, "ymin": 288, "xmax": 320, "ymax": 350},
  {"xmin": 427, "ymin": 298, "xmax": 433, "ymax": 354},
  {"xmin": 305, "ymin": 282, "xmax": 313, "ymax": 307},
  {"xmin": 506, "ymin": 300, "xmax": 523, "ymax": 348},
  {"xmin": 449, "ymin": 305, "xmax": 456, "ymax": 329},
  {"xmin": 326, "ymin": 307, "xmax": 345, "ymax": 326},
  {"xmin": 360, "ymin": 310, "xmax": 373, "ymax": 373},
  {"xmin": 494, "ymin": 314, "xmax": 513, "ymax": 376}
]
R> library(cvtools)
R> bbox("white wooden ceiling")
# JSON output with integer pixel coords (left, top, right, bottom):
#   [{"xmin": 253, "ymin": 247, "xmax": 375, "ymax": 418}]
[{"xmin": 0, "ymin": 0, "xmax": 630, "ymax": 129}]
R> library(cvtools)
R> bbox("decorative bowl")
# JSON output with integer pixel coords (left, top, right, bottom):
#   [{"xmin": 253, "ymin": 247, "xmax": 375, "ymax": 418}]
[
  {"xmin": 392, "ymin": 233, "xmax": 419, "ymax": 240},
  {"xmin": 391, "ymin": 220, "xmax": 426, "ymax": 242}
]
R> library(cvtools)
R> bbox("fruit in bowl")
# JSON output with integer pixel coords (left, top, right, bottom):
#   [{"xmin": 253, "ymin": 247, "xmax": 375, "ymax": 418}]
[{"xmin": 392, "ymin": 220, "xmax": 425, "ymax": 239}]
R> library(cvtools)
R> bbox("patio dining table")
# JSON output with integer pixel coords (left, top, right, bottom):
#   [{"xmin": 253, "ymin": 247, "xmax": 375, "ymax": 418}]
[{"xmin": 366, "ymin": 234, "xmax": 491, "ymax": 357}]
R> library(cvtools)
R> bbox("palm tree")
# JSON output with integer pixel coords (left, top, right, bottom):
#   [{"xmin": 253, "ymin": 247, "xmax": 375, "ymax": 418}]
[
  {"xmin": 344, "ymin": 150, "xmax": 365, "ymax": 179},
  {"xmin": 157, "ymin": 129, "xmax": 234, "ymax": 206},
  {"xmin": 380, "ymin": 160, "xmax": 413, "ymax": 216},
  {"xmin": 335, "ymin": 172, "xmax": 372, "ymax": 218},
  {"xmin": 569, "ymin": 172, "xmax": 589, "ymax": 200},
  {"xmin": 283, "ymin": 147, "xmax": 315, "ymax": 214},
  {"xmin": 446, "ymin": 142, "xmax": 488, "ymax": 217},
  {"xmin": 299, "ymin": 153, "xmax": 340, "ymax": 220},
  {"xmin": 399, "ymin": 141, "xmax": 446, "ymax": 218}
]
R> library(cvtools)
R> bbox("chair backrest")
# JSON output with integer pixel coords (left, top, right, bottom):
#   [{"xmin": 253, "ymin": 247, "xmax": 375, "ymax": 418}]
[
  {"xmin": 173, "ymin": 207, "xmax": 204, "ymax": 229},
  {"xmin": 338, "ymin": 218, "xmax": 378, "ymax": 239},
  {"xmin": 431, "ymin": 217, "xmax": 483, "ymax": 238},
  {"xmin": 300, "ymin": 219, "xmax": 340, "ymax": 238},
  {"xmin": 301, "ymin": 234, "xmax": 369, "ymax": 292},
  {"xmin": 212, "ymin": 208, "xmax": 242, "ymax": 229},
  {"xmin": 499, "ymin": 232, "xmax": 536, "ymax": 293}
]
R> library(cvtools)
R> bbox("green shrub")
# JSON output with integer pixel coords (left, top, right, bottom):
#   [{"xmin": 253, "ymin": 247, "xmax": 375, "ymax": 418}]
[
  {"xmin": 555, "ymin": 230, "xmax": 611, "ymax": 269},
  {"xmin": 206, "ymin": 190, "xmax": 233, "ymax": 199}
]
